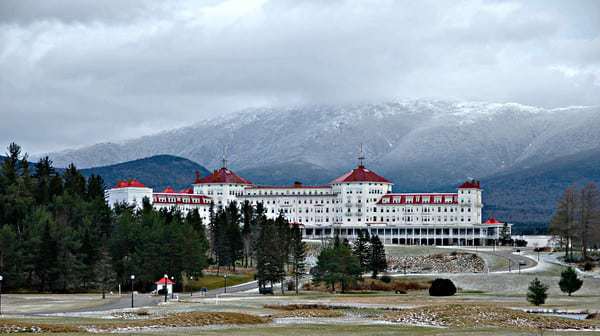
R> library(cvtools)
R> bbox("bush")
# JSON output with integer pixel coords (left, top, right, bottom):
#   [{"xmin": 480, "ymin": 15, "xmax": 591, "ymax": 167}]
[
  {"xmin": 584, "ymin": 262, "xmax": 594, "ymax": 271},
  {"xmin": 380, "ymin": 275, "xmax": 392, "ymax": 283},
  {"xmin": 514, "ymin": 239, "xmax": 528, "ymax": 247},
  {"xmin": 527, "ymin": 278, "xmax": 548, "ymax": 306},
  {"xmin": 559, "ymin": 267, "xmax": 583, "ymax": 296},
  {"xmin": 428, "ymin": 278, "xmax": 457, "ymax": 296}
]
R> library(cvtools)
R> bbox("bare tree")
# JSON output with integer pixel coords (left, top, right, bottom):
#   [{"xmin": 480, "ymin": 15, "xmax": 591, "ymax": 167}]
[
  {"xmin": 576, "ymin": 183, "xmax": 600, "ymax": 260},
  {"xmin": 549, "ymin": 186, "xmax": 578, "ymax": 260}
]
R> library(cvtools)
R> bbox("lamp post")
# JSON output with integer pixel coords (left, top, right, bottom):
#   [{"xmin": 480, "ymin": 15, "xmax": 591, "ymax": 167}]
[
  {"xmin": 163, "ymin": 274, "xmax": 168, "ymax": 302},
  {"xmin": 190, "ymin": 276, "xmax": 193, "ymax": 297},
  {"xmin": 171, "ymin": 276, "xmax": 175, "ymax": 299},
  {"xmin": 0, "ymin": 275, "xmax": 3, "ymax": 316},
  {"xmin": 130, "ymin": 275, "xmax": 135, "ymax": 308},
  {"xmin": 224, "ymin": 274, "xmax": 228, "ymax": 294}
]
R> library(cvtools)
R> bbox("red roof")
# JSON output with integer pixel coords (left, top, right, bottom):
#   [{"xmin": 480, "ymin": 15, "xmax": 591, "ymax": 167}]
[
  {"xmin": 484, "ymin": 217, "xmax": 503, "ymax": 225},
  {"xmin": 332, "ymin": 165, "xmax": 390, "ymax": 184},
  {"xmin": 458, "ymin": 180, "xmax": 481, "ymax": 189},
  {"xmin": 179, "ymin": 188, "xmax": 194, "ymax": 194},
  {"xmin": 155, "ymin": 278, "xmax": 176, "ymax": 285},
  {"xmin": 162, "ymin": 186, "xmax": 175, "ymax": 193},
  {"xmin": 194, "ymin": 167, "xmax": 252, "ymax": 185},
  {"xmin": 114, "ymin": 179, "xmax": 146, "ymax": 188}
]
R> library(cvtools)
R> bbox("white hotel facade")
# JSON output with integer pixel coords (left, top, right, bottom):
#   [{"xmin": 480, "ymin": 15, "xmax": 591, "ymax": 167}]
[{"xmin": 107, "ymin": 161, "xmax": 509, "ymax": 246}]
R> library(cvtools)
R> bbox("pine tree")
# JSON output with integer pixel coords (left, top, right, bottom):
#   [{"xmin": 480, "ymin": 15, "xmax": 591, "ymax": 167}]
[
  {"xmin": 34, "ymin": 157, "xmax": 55, "ymax": 205},
  {"xmin": 241, "ymin": 200, "xmax": 254, "ymax": 267},
  {"xmin": 256, "ymin": 217, "xmax": 280, "ymax": 290},
  {"xmin": 313, "ymin": 235, "xmax": 362, "ymax": 292},
  {"xmin": 559, "ymin": 267, "xmax": 583, "ymax": 296},
  {"xmin": 527, "ymin": 278, "xmax": 549, "ymax": 306},
  {"xmin": 352, "ymin": 230, "xmax": 371, "ymax": 275},
  {"xmin": 86, "ymin": 174, "xmax": 105, "ymax": 200},
  {"xmin": 290, "ymin": 224, "xmax": 306, "ymax": 294},
  {"xmin": 369, "ymin": 235, "xmax": 387, "ymax": 279},
  {"xmin": 499, "ymin": 223, "xmax": 511, "ymax": 246},
  {"xmin": 96, "ymin": 246, "xmax": 116, "ymax": 299},
  {"xmin": 63, "ymin": 163, "xmax": 86, "ymax": 197}
]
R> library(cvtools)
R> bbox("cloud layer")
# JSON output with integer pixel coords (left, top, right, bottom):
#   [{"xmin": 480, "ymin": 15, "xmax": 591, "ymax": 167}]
[{"xmin": 1, "ymin": 0, "xmax": 599, "ymax": 154}]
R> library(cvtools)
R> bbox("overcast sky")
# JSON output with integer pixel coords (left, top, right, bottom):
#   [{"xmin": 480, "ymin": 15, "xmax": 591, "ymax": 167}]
[{"xmin": 1, "ymin": 0, "xmax": 599, "ymax": 154}]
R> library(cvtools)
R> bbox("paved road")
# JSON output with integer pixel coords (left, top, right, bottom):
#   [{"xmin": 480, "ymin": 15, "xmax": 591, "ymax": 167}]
[
  {"xmin": 198, "ymin": 280, "xmax": 259, "ymax": 298},
  {"xmin": 480, "ymin": 249, "xmax": 537, "ymax": 272}
]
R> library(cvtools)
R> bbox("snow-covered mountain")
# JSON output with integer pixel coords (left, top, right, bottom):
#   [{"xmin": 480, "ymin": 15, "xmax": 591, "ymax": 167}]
[{"xmin": 46, "ymin": 100, "xmax": 600, "ymax": 189}]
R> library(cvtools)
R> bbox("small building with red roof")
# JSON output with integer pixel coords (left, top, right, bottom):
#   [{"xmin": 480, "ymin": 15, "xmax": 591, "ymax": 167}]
[{"xmin": 155, "ymin": 277, "xmax": 175, "ymax": 294}]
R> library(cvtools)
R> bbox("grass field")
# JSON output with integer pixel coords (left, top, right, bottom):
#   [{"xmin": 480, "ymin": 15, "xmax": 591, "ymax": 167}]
[
  {"xmin": 2, "ymin": 249, "xmax": 600, "ymax": 335},
  {"xmin": 189, "ymin": 272, "xmax": 255, "ymax": 290}
]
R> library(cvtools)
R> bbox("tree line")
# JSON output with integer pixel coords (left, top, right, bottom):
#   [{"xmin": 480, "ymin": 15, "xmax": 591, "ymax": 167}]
[
  {"xmin": 0, "ymin": 143, "xmax": 210, "ymax": 293},
  {"xmin": 550, "ymin": 183, "xmax": 600, "ymax": 261}
]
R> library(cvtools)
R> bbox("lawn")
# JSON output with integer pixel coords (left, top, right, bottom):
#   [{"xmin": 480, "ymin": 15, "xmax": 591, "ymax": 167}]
[{"xmin": 189, "ymin": 272, "xmax": 255, "ymax": 290}]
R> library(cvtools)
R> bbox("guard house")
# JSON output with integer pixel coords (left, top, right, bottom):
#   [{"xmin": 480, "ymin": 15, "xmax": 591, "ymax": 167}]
[{"xmin": 155, "ymin": 277, "xmax": 175, "ymax": 294}]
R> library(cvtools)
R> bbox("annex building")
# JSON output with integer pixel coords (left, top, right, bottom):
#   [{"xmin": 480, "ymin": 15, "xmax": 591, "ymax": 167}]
[{"xmin": 106, "ymin": 159, "xmax": 509, "ymax": 246}]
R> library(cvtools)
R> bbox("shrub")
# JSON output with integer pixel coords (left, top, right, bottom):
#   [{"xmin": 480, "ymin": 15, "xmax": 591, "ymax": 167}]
[
  {"xmin": 527, "ymin": 278, "xmax": 548, "ymax": 306},
  {"xmin": 428, "ymin": 278, "xmax": 457, "ymax": 296},
  {"xmin": 584, "ymin": 262, "xmax": 594, "ymax": 271},
  {"xmin": 559, "ymin": 267, "xmax": 583, "ymax": 296},
  {"xmin": 514, "ymin": 239, "xmax": 528, "ymax": 247},
  {"xmin": 380, "ymin": 275, "xmax": 392, "ymax": 283}
]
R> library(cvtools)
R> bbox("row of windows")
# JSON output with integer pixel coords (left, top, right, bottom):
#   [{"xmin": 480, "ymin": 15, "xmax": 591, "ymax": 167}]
[{"xmin": 304, "ymin": 227, "xmax": 491, "ymax": 236}]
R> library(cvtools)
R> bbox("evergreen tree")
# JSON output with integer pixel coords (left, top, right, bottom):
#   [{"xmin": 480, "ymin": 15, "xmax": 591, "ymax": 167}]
[
  {"xmin": 241, "ymin": 200, "xmax": 254, "ymax": 267},
  {"xmin": 86, "ymin": 174, "xmax": 105, "ymax": 200},
  {"xmin": 96, "ymin": 246, "xmax": 116, "ymax": 299},
  {"xmin": 369, "ymin": 235, "xmax": 387, "ymax": 278},
  {"xmin": 313, "ymin": 235, "xmax": 362, "ymax": 292},
  {"xmin": 225, "ymin": 201, "xmax": 243, "ymax": 270},
  {"xmin": 352, "ymin": 230, "xmax": 371, "ymax": 275},
  {"xmin": 256, "ymin": 217, "xmax": 281, "ymax": 290},
  {"xmin": 290, "ymin": 224, "xmax": 306, "ymax": 294},
  {"xmin": 499, "ymin": 223, "xmax": 512, "ymax": 246},
  {"xmin": 527, "ymin": 278, "xmax": 549, "ymax": 306},
  {"xmin": 559, "ymin": 267, "xmax": 583, "ymax": 296},
  {"xmin": 34, "ymin": 157, "xmax": 55, "ymax": 205},
  {"xmin": 63, "ymin": 163, "xmax": 86, "ymax": 197}
]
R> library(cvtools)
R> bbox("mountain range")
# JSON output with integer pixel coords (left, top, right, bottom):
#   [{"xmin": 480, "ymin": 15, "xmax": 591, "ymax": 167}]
[{"xmin": 30, "ymin": 100, "xmax": 600, "ymax": 232}]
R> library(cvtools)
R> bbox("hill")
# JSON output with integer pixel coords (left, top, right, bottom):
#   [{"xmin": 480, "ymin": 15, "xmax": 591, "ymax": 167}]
[
  {"xmin": 80, "ymin": 155, "xmax": 210, "ymax": 190},
  {"xmin": 478, "ymin": 148, "xmax": 600, "ymax": 234}
]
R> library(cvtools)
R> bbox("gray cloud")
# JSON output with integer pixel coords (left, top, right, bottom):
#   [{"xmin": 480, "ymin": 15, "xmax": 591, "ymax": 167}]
[{"xmin": 1, "ymin": 0, "xmax": 599, "ymax": 154}]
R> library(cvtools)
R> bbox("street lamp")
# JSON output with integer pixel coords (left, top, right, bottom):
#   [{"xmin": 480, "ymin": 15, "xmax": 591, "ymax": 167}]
[
  {"xmin": 171, "ymin": 276, "xmax": 175, "ymax": 299},
  {"xmin": 130, "ymin": 275, "xmax": 135, "ymax": 308},
  {"xmin": 0, "ymin": 275, "xmax": 3, "ymax": 316},
  {"xmin": 163, "ymin": 274, "xmax": 168, "ymax": 303},
  {"xmin": 224, "ymin": 274, "xmax": 228, "ymax": 294},
  {"xmin": 189, "ymin": 276, "xmax": 193, "ymax": 297}
]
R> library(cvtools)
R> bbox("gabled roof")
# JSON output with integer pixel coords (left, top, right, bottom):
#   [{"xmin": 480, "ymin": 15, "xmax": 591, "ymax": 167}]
[
  {"xmin": 194, "ymin": 167, "xmax": 252, "ymax": 185},
  {"xmin": 484, "ymin": 217, "xmax": 502, "ymax": 225},
  {"xmin": 155, "ymin": 278, "xmax": 176, "ymax": 285},
  {"xmin": 114, "ymin": 179, "xmax": 146, "ymax": 188},
  {"xmin": 331, "ymin": 165, "xmax": 390, "ymax": 184},
  {"xmin": 458, "ymin": 180, "xmax": 481, "ymax": 189}
]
